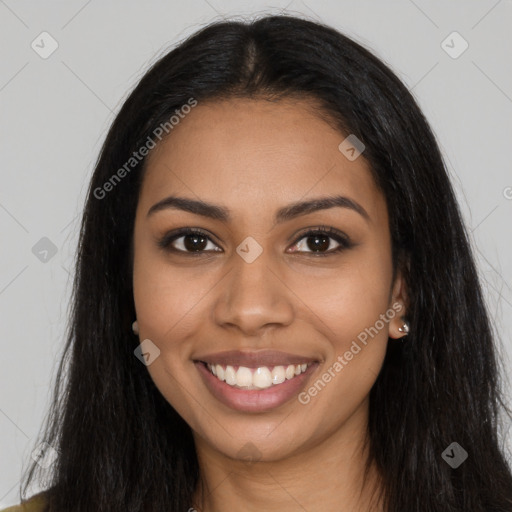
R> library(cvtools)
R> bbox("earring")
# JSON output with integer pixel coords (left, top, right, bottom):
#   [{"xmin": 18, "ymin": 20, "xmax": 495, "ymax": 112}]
[
  {"xmin": 398, "ymin": 319, "xmax": 410, "ymax": 338},
  {"xmin": 132, "ymin": 320, "xmax": 139, "ymax": 335}
]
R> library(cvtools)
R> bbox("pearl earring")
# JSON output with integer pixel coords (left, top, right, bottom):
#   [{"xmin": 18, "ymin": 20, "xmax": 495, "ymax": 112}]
[
  {"xmin": 132, "ymin": 321, "xmax": 139, "ymax": 335},
  {"xmin": 398, "ymin": 320, "xmax": 410, "ymax": 337}
]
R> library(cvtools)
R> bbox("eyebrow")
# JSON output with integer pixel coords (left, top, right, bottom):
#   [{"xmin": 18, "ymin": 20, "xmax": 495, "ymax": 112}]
[{"xmin": 147, "ymin": 194, "xmax": 370, "ymax": 224}]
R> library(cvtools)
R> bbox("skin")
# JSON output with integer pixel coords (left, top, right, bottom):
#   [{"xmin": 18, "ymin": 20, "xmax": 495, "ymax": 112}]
[{"xmin": 132, "ymin": 97, "xmax": 408, "ymax": 512}]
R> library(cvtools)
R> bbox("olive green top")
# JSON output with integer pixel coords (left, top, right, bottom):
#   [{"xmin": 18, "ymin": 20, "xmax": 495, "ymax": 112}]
[{"xmin": 0, "ymin": 492, "xmax": 47, "ymax": 512}]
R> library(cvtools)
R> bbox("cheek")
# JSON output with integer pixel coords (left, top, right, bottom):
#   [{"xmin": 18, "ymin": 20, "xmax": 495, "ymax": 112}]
[
  {"xmin": 132, "ymin": 244, "xmax": 216, "ymax": 339},
  {"xmin": 294, "ymin": 259, "xmax": 392, "ymax": 421},
  {"xmin": 292, "ymin": 251, "xmax": 393, "ymax": 344},
  {"xmin": 132, "ymin": 247, "xmax": 209, "ymax": 420}
]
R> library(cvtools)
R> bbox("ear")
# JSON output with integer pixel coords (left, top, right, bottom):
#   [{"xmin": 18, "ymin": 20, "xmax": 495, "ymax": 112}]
[{"xmin": 388, "ymin": 268, "xmax": 409, "ymax": 340}]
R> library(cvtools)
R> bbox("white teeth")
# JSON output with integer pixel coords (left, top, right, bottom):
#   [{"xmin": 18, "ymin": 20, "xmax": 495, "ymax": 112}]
[
  {"xmin": 271, "ymin": 366, "xmax": 286, "ymax": 384},
  {"xmin": 253, "ymin": 367, "xmax": 272, "ymax": 389},
  {"xmin": 206, "ymin": 362, "xmax": 311, "ymax": 390},
  {"xmin": 236, "ymin": 367, "xmax": 253, "ymax": 387},
  {"xmin": 224, "ymin": 365, "xmax": 236, "ymax": 385},
  {"xmin": 285, "ymin": 365, "xmax": 295, "ymax": 380},
  {"xmin": 215, "ymin": 364, "xmax": 225, "ymax": 381}
]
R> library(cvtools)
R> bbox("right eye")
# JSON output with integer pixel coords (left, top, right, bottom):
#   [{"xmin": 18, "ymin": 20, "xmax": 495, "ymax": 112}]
[{"xmin": 157, "ymin": 228, "xmax": 223, "ymax": 254}]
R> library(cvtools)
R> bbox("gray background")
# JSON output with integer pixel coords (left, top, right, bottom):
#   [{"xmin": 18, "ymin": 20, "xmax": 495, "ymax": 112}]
[{"xmin": 1, "ymin": 0, "xmax": 511, "ymax": 506}]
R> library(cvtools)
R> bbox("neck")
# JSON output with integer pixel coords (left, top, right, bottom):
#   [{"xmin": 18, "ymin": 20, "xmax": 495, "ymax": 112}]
[{"xmin": 191, "ymin": 405, "xmax": 384, "ymax": 512}]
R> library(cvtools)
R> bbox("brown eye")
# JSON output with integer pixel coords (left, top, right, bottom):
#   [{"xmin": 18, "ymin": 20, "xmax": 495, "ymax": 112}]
[
  {"xmin": 303, "ymin": 234, "xmax": 332, "ymax": 252},
  {"xmin": 158, "ymin": 228, "xmax": 222, "ymax": 254},
  {"xmin": 181, "ymin": 233, "xmax": 209, "ymax": 252},
  {"xmin": 288, "ymin": 227, "xmax": 353, "ymax": 256}
]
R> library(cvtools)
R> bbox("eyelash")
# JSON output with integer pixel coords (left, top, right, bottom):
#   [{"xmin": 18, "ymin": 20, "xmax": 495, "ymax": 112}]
[{"xmin": 157, "ymin": 226, "xmax": 354, "ymax": 257}]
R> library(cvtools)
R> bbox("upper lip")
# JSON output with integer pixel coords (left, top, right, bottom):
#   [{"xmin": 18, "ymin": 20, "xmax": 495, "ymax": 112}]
[{"xmin": 195, "ymin": 350, "xmax": 318, "ymax": 367}]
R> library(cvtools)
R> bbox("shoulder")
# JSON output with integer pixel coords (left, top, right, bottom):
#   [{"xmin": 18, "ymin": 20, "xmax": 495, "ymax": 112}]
[{"xmin": 0, "ymin": 492, "xmax": 48, "ymax": 512}]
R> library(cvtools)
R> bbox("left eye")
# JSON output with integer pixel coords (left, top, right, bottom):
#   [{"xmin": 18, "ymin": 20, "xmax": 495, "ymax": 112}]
[{"xmin": 288, "ymin": 228, "xmax": 351, "ymax": 255}]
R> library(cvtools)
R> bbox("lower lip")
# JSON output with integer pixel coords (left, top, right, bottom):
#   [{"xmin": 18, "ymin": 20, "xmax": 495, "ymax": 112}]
[{"xmin": 195, "ymin": 361, "xmax": 318, "ymax": 413}]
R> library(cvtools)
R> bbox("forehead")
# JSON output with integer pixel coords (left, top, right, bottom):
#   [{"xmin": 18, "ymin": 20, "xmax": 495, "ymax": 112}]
[{"xmin": 140, "ymin": 97, "xmax": 385, "ymax": 223}]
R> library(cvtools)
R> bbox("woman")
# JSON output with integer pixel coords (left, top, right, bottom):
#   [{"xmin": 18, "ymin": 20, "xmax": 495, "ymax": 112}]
[{"xmin": 5, "ymin": 14, "xmax": 512, "ymax": 512}]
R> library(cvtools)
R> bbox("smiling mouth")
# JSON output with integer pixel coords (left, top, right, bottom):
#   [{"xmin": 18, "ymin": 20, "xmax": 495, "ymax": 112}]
[{"xmin": 203, "ymin": 362, "xmax": 312, "ymax": 390}]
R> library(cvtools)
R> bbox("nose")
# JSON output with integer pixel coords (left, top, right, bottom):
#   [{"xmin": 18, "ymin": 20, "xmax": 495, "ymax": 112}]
[{"xmin": 212, "ymin": 247, "xmax": 295, "ymax": 336}]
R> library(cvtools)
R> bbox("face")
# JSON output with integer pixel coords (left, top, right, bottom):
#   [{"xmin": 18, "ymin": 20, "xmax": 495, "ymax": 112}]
[{"xmin": 132, "ymin": 97, "xmax": 407, "ymax": 463}]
